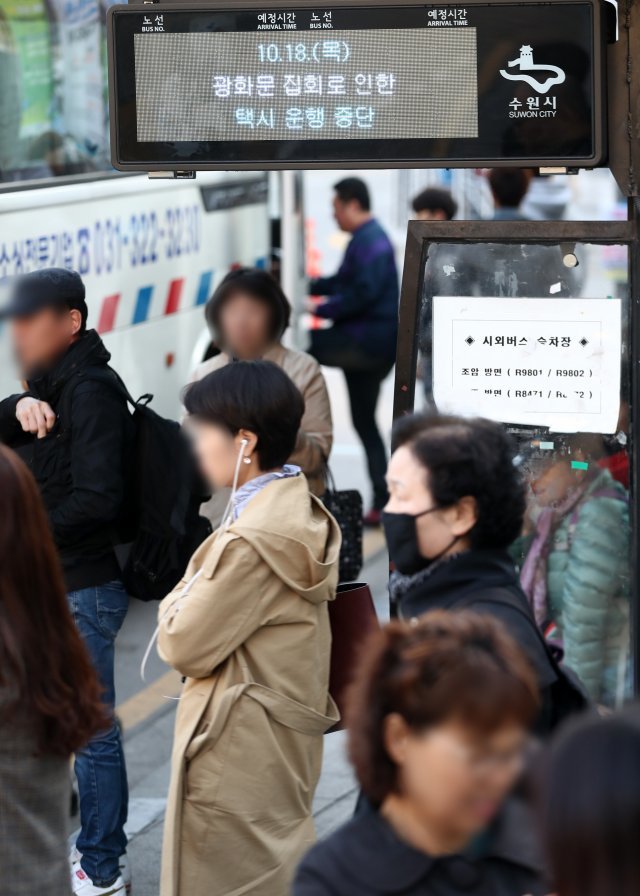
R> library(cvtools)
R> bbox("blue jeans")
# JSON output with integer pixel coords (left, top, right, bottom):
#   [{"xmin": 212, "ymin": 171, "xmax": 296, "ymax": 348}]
[{"xmin": 68, "ymin": 580, "xmax": 129, "ymax": 886}]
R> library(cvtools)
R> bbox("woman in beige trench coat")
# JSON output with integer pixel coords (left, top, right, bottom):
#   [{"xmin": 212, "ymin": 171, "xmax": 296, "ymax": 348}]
[{"xmin": 158, "ymin": 360, "xmax": 341, "ymax": 896}]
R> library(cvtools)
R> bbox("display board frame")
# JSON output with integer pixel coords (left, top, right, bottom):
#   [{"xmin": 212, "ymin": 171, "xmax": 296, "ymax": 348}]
[{"xmin": 106, "ymin": 0, "xmax": 607, "ymax": 172}]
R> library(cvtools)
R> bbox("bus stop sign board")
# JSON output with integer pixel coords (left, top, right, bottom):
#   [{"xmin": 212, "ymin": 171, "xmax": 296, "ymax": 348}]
[{"xmin": 107, "ymin": 0, "xmax": 606, "ymax": 172}]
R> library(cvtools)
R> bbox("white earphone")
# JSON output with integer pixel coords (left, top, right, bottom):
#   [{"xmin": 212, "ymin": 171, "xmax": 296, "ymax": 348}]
[{"xmin": 240, "ymin": 437, "xmax": 252, "ymax": 464}]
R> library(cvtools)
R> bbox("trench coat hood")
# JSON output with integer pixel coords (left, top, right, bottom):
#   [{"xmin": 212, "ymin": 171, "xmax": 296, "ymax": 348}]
[{"xmin": 224, "ymin": 473, "xmax": 342, "ymax": 604}]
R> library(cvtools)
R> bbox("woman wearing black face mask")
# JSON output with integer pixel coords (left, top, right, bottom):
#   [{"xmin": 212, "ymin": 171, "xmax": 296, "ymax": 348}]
[{"xmin": 382, "ymin": 414, "xmax": 558, "ymax": 736}]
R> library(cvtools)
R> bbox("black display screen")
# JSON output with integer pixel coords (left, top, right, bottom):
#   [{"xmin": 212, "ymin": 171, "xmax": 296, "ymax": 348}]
[{"xmin": 107, "ymin": 0, "xmax": 605, "ymax": 170}]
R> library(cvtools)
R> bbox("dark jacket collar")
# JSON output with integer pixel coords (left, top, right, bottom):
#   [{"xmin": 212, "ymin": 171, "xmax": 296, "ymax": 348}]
[
  {"xmin": 352, "ymin": 217, "xmax": 378, "ymax": 237},
  {"xmin": 395, "ymin": 549, "xmax": 521, "ymax": 611},
  {"xmin": 329, "ymin": 800, "xmax": 543, "ymax": 893},
  {"xmin": 28, "ymin": 329, "xmax": 111, "ymax": 404},
  {"xmin": 488, "ymin": 797, "xmax": 545, "ymax": 872}
]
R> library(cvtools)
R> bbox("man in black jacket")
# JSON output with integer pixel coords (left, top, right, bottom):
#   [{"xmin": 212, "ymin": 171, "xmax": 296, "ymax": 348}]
[{"xmin": 0, "ymin": 268, "xmax": 132, "ymax": 896}]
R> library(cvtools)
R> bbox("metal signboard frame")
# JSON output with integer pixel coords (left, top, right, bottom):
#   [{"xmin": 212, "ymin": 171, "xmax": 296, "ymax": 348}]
[
  {"xmin": 106, "ymin": 0, "xmax": 607, "ymax": 173},
  {"xmin": 393, "ymin": 215, "xmax": 640, "ymax": 692}
]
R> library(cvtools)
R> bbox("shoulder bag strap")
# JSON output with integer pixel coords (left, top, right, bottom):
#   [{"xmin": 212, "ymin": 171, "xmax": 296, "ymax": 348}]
[{"xmin": 455, "ymin": 587, "xmax": 565, "ymax": 677}]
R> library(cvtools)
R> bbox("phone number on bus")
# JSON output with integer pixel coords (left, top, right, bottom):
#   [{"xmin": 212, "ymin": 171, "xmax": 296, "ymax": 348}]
[{"xmin": 0, "ymin": 206, "xmax": 200, "ymax": 280}]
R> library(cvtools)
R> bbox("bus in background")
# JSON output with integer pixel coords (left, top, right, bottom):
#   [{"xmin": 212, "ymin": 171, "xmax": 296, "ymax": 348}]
[
  {"xmin": 1, "ymin": 175, "xmax": 272, "ymax": 418},
  {"xmin": 0, "ymin": 0, "xmax": 295, "ymax": 418}
]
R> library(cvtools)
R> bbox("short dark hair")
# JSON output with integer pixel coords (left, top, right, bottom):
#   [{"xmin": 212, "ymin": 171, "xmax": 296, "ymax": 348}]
[
  {"xmin": 205, "ymin": 268, "xmax": 291, "ymax": 345},
  {"xmin": 334, "ymin": 177, "xmax": 371, "ymax": 211},
  {"xmin": 183, "ymin": 360, "xmax": 304, "ymax": 470},
  {"xmin": 348, "ymin": 611, "xmax": 539, "ymax": 804},
  {"xmin": 411, "ymin": 187, "xmax": 458, "ymax": 220},
  {"xmin": 391, "ymin": 414, "xmax": 525, "ymax": 550},
  {"xmin": 488, "ymin": 168, "xmax": 529, "ymax": 208},
  {"xmin": 543, "ymin": 711, "xmax": 640, "ymax": 896}
]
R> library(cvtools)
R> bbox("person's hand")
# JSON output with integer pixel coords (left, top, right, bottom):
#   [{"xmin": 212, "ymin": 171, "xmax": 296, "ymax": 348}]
[
  {"xmin": 305, "ymin": 297, "xmax": 320, "ymax": 313},
  {"xmin": 306, "ymin": 297, "xmax": 329, "ymax": 314},
  {"xmin": 15, "ymin": 396, "xmax": 56, "ymax": 439}
]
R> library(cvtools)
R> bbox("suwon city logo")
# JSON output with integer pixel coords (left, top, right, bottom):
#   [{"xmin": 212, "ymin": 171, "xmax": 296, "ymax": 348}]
[{"xmin": 500, "ymin": 45, "xmax": 564, "ymax": 118}]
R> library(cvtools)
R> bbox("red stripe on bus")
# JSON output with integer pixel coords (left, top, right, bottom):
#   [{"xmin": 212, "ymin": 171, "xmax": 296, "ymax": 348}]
[
  {"xmin": 164, "ymin": 278, "xmax": 184, "ymax": 315},
  {"xmin": 97, "ymin": 294, "xmax": 121, "ymax": 333}
]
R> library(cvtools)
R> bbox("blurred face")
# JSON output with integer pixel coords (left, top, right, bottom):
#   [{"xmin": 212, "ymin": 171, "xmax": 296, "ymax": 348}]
[
  {"xmin": 218, "ymin": 292, "xmax": 273, "ymax": 360},
  {"xmin": 386, "ymin": 715, "xmax": 527, "ymax": 840},
  {"xmin": 188, "ymin": 421, "xmax": 259, "ymax": 490},
  {"xmin": 385, "ymin": 445, "xmax": 476, "ymax": 561},
  {"xmin": 12, "ymin": 307, "xmax": 82, "ymax": 378},
  {"xmin": 531, "ymin": 458, "xmax": 577, "ymax": 508},
  {"xmin": 415, "ymin": 208, "xmax": 449, "ymax": 221},
  {"xmin": 332, "ymin": 195, "xmax": 352, "ymax": 231},
  {"xmin": 332, "ymin": 194, "xmax": 368, "ymax": 232}
]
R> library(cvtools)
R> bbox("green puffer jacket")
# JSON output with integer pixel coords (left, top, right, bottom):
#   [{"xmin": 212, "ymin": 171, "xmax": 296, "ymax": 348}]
[{"xmin": 543, "ymin": 470, "xmax": 630, "ymax": 705}]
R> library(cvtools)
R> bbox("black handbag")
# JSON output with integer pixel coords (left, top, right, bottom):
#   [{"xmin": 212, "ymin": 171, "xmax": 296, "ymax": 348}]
[{"xmin": 322, "ymin": 469, "xmax": 363, "ymax": 583}]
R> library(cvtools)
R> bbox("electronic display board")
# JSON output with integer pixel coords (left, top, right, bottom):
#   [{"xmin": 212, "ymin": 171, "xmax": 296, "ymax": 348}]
[{"xmin": 107, "ymin": 0, "xmax": 606, "ymax": 171}]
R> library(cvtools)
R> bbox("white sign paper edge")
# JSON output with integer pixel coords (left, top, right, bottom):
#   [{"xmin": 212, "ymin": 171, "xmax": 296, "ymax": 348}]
[{"xmin": 432, "ymin": 296, "xmax": 622, "ymax": 433}]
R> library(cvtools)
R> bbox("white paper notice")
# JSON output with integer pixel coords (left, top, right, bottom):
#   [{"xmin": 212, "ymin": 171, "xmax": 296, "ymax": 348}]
[{"xmin": 432, "ymin": 297, "xmax": 622, "ymax": 433}]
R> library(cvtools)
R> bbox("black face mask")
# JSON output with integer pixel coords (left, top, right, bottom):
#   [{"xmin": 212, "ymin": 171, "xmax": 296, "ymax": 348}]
[{"xmin": 382, "ymin": 506, "xmax": 458, "ymax": 576}]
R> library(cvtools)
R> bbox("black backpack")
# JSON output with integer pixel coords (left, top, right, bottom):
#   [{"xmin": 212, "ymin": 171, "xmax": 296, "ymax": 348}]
[{"xmin": 62, "ymin": 368, "xmax": 212, "ymax": 600}]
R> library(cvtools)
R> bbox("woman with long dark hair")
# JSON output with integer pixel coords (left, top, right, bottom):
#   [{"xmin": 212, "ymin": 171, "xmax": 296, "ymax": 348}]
[{"xmin": 0, "ymin": 445, "xmax": 106, "ymax": 896}]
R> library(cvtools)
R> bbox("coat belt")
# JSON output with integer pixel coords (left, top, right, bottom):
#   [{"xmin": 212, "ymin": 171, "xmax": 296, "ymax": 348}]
[{"xmin": 184, "ymin": 681, "xmax": 339, "ymax": 761}]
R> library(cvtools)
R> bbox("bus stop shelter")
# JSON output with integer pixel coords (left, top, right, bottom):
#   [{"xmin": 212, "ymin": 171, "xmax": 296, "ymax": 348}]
[{"xmin": 107, "ymin": 0, "xmax": 640, "ymax": 702}]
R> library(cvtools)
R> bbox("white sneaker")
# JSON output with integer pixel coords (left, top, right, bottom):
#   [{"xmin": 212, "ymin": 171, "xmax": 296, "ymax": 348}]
[
  {"xmin": 70, "ymin": 849, "xmax": 131, "ymax": 893},
  {"xmin": 70, "ymin": 850, "xmax": 131, "ymax": 895},
  {"xmin": 71, "ymin": 863, "xmax": 125, "ymax": 896}
]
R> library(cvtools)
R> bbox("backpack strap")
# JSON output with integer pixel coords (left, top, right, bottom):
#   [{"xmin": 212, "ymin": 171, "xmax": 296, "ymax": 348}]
[
  {"xmin": 75, "ymin": 367, "xmax": 143, "ymax": 408},
  {"xmin": 58, "ymin": 367, "xmax": 151, "ymax": 432}
]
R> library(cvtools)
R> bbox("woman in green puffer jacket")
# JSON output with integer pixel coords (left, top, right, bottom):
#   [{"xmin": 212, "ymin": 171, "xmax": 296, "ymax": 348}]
[{"xmin": 517, "ymin": 448, "xmax": 630, "ymax": 708}]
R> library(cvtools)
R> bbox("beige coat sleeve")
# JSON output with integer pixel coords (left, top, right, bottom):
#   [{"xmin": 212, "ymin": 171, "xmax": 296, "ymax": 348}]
[
  {"xmin": 290, "ymin": 362, "xmax": 333, "ymax": 482},
  {"xmin": 157, "ymin": 539, "xmax": 272, "ymax": 679}
]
